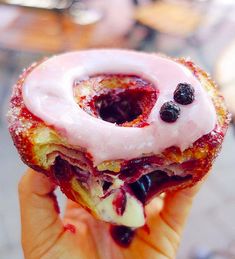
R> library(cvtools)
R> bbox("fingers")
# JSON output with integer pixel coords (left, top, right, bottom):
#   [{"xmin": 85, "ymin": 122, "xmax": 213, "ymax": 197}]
[
  {"xmin": 135, "ymin": 181, "xmax": 204, "ymax": 258},
  {"xmin": 63, "ymin": 199, "xmax": 83, "ymax": 224},
  {"xmin": 65, "ymin": 199, "xmax": 82, "ymax": 211},
  {"xmin": 63, "ymin": 199, "xmax": 94, "ymax": 228},
  {"xmin": 19, "ymin": 169, "xmax": 63, "ymax": 257},
  {"xmin": 145, "ymin": 196, "xmax": 164, "ymax": 219},
  {"xmin": 160, "ymin": 181, "xmax": 202, "ymax": 235}
]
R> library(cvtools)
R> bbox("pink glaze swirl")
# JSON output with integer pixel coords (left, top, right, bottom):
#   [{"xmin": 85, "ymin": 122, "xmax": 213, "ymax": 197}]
[{"xmin": 22, "ymin": 49, "xmax": 216, "ymax": 165}]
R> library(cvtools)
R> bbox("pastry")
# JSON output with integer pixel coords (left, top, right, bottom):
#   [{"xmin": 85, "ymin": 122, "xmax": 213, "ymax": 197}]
[{"xmin": 8, "ymin": 49, "xmax": 230, "ymax": 229}]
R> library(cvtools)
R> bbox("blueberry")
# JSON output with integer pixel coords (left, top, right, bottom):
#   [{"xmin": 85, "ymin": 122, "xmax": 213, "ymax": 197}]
[
  {"xmin": 129, "ymin": 174, "xmax": 151, "ymax": 203},
  {"xmin": 130, "ymin": 170, "xmax": 169, "ymax": 203},
  {"xmin": 174, "ymin": 83, "xmax": 195, "ymax": 105},
  {"xmin": 160, "ymin": 101, "xmax": 180, "ymax": 123},
  {"xmin": 110, "ymin": 225, "xmax": 135, "ymax": 247}
]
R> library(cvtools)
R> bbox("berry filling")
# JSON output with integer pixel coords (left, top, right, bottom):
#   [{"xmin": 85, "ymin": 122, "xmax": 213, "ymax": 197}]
[
  {"xmin": 52, "ymin": 157, "xmax": 192, "ymax": 207},
  {"xmin": 129, "ymin": 170, "xmax": 191, "ymax": 204},
  {"xmin": 48, "ymin": 148, "xmax": 196, "ymax": 248},
  {"xmin": 74, "ymin": 74, "xmax": 158, "ymax": 127},
  {"xmin": 112, "ymin": 189, "xmax": 127, "ymax": 216}
]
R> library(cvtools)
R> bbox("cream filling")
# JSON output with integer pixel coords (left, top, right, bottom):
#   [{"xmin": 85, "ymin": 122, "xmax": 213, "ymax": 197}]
[
  {"xmin": 96, "ymin": 191, "xmax": 145, "ymax": 227},
  {"xmin": 72, "ymin": 176, "xmax": 145, "ymax": 227}
]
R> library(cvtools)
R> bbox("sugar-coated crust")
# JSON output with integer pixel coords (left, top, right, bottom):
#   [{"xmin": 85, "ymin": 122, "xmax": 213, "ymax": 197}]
[{"xmin": 8, "ymin": 56, "xmax": 230, "ymax": 219}]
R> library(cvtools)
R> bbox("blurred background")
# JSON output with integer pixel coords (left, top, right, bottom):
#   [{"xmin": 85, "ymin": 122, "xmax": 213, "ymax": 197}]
[{"xmin": 0, "ymin": 0, "xmax": 235, "ymax": 258}]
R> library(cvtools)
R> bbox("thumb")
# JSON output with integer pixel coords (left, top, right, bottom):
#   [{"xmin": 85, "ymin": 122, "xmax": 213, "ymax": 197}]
[
  {"xmin": 136, "ymin": 183, "xmax": 202, "ymax": 259},
  {"xmin": 19, "ymin": 169, "xmax": 63, "ymax": 258},
  {"xmin": 160, "ymin": 182, "xmax": 202, "ymax": 235}
]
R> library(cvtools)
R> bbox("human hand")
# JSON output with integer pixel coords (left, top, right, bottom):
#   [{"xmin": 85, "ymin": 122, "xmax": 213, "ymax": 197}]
[{"xmin": 19, "ymin": 168, "xmax": 202, "ymax": 259}]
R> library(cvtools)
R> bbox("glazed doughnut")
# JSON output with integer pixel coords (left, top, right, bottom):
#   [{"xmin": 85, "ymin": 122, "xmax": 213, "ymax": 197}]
[{"xmin": 8, "ymin": 49, "xmax": 230, "ymax": 228}]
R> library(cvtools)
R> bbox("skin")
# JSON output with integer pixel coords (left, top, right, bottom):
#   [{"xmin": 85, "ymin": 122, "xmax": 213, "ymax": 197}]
[{"xmin": 19, "ymin": 169, "xmax": 203, "ymax": 259}]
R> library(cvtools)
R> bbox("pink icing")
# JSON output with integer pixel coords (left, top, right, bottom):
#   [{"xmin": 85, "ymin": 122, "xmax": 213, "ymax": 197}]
[{"xmin": 22, "ymin": 49, "xmax": 216, "ymax": 165}]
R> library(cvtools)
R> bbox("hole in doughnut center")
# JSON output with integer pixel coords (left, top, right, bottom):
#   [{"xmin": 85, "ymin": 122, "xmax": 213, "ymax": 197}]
[
  {"xmin": 74, "ymin": 75, "xmax": 158, "ymax": 126},
  {"xmin": 95, "ymin": 90, "xmax": 143, "ymax": 124}
]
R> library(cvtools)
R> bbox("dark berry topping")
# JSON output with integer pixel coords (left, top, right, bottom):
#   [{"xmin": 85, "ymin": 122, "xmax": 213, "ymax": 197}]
[
  {"xmin": 174, "ymin": 83, "xmax": 195, "ymax": 105},
  {"xmin": 160, "ymin": 101, "xmax": 180, "ymax": 123}
]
